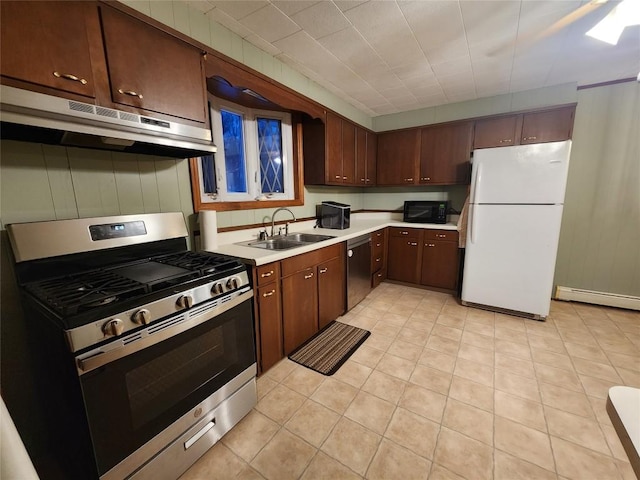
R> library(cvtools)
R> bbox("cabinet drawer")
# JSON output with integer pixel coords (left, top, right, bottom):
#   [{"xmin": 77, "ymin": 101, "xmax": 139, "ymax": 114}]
[
  {"xmin": 256, "ymin": 262, "xmax": 280, "ymax": 287},
  {"xmin": 424, "ymin": 230, "xmax": 458, "ymax": 243},
  {"xmin": 372, "ymin": 270, "xmax": 384, "ymax": 289},
  {"xmin": 389, "ymin": 227, "xmax": 420, "ymax": 239},
  {"xmin": 281, "ymin": 243, "xmax": 343, "ymax": 277},
  {"xmin": 371, "ymin": 252, "xmax": 384, "ymax": 272}
]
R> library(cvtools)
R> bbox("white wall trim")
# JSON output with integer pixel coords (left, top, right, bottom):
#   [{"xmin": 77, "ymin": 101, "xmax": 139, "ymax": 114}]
[{"xmin": 554, "ymin": 286, "xmax": 640, "ymax": 311}]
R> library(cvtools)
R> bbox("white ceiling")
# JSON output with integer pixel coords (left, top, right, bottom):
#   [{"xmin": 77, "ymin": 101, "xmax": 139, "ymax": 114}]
[{"xmin": 186, "ymin": 0, "xmax": 640, "ymax": 116}]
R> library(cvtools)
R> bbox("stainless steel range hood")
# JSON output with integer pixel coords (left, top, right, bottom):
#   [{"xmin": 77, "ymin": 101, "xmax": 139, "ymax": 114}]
[{"xmin": 0, "ymin": 85, "xmax": 216, "ymax": 158}]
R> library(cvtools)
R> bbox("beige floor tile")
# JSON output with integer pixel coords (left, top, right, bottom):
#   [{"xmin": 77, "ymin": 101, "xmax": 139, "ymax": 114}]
[
  {"xmin": 558, "ymin": 328, "xmax": 599, "ymax": 347},
  {"xmin": 399, "ymin": 383, "xmax": 447, "ymax": 423},
  {"xmin": 550, "ymin": 436, "xmax": 621, "ymax": 480},
  {"xmin": 256, "ymin": 376, "xmax": 278, "ymax": 401},
  {"xmin": 410, "ymin": 364, "xmax": 452, "ymax": 395},
  {"xmin": 264, "ymin": 359, "xmax": 297, "ymax": 383},
  {"xmin": 615, "ymin": 459, "xmax": 638, "ymax": 480},
  {"xmin": 495, "ymin": 390, "xmax": 547, "ymax": 432},
  {"xmin": 531, "ymin": 348, "xmax": 575, "ymax": 371},
  {"xmin": 464, "ymin": 322, "xmax": 495, "ymax": 337},
  {"xmin": 366, "ymin": 438, "xmax": 431, "ymax": 480},
  {"xmin": 180, "ymin": 442, "xmax": 245, "ymax": 479},
  {"xmin": 535, "ymin": 363, "xmax": 583, "ymax": 392},
  {"xmin": 379, "ymin": 312, "xmax": 409, "ymax": 327},
  {"xmin": 564, "ymin": 342, "xmax": 610, "ymax": 363},
  {"xmin": 618, "ymin": 367, "xmax": 640, "ymax": 387},
  {"xmin": 359, "ymin": 305, "xmax": 386, "ymax": 320},
  {"xmin": 526, "ymin": 321, "xmax": 562, "ymax": 340},
  {"xmin": 495, "ymin": 326, "xmax": 529, "ymax": 344},
  {"xmin": 449, "ymin": 375, "xmax": 494, "ymax": 412},
  {"xmin": 300, "ymin": 451, "xmax": 362, "ymax": 480},
  {"xmin": 453, "ymin": 357, "xmax": 494, "ymax": 387},
  {"xmin": 349, "ymin": 344, "xmax": 385, "ymax": 369},
  {"xmin": 321, "ymin": 418, "xmax": 380, "ymax": 476},
  {"xmin": 310, "ymin": 377, "xmax": 358, "ymax": 414},
  {"xmin": 385, "ymin": 407, "xmax": 440, "ymax": 459},
  {"xmin": 332, "ymin": 361, "xmax": 372, "ymax": 388},
  {"xmin": 494, "ymin": 416, "xmax": 555, "ymax": 471},
  {"xmin": 466, "ymin": 308, "xmax": 496, "ymax": 324},
  {"xmin": 527, "ymin": 333, "xmax": 567, "ymax": 354},
  {"xmin": 344, "ymin": 391, "xmax": 395, "ymax": 435},
  {"xmin": 597, "ymin": 338, "xmax": 639, "ymax": 356},
  {"xmin": 461, "ymin": 330, "xmax": 495, "ymax": 350},
  {"xmin": 588, "ymin": 395, "xmax": 614, "ymax": 426},
  {"xmin": 495, "ymin": 352, "xmax": 536, "ymax": 378},
  {"xmin": 236, "ymin": 465, "xmax": 266, "ymax": 480},
  {"xmin": 495, "ymin": 369, "xmax": 541, "ymax": 402},
  {"xmin": 371, "ymin": 322, "xmax": 400, "ymax": 338},
  {"xmin": 495, "ymin": 338, "xmax": 532, "ymax": 360},
  {"xmin": 494, "ymin": 450, "xmax": 558, "ymax": 480},
  {"xmin": 606, "ymin": 351, "xmax": 640, "ymax": 373},
  {"xmin": 428, "ymin": 463, "xmax": 466, "ymax": 480},
  {"xmin": 442, "ymin": 398, "xmax": 494, "ymax": 445},
  {"xmin": 544, "ymin": 405, "xmax": 611, "ymax": 455},
  {"xmin": 282, "ymin": 367, "xmax": 325, "ymax": 397},
  {"xmin": 603, "ymin": 422, "xmax": 632, "ymax": 460},
  {"xmin": 580, "ymin": 374, "xmax": 619, "ymax": 399},
  {"xmin": 537, "ymin": 382, "xmax": 594, "ymax": 418},
  {"xmin": 418, "ymin": 348, "xmax": 457, "ymax": 373},
  {"xmin": 285, "ymin": 400, "xmax": 340, "ymax": 448},
  {"xmin": 251, "ymin": 429, "xmax": 316, "ymax": 480},
  {"xmin": 375, "ymin": 352, "xmax": 416, "ymax": 381},
  {"xmin": 573, "ymin": 357, "xmax": 623, "ymax": 383},
  {"xmin": 433, "ymin": 427, "xmax": 493, "ymax": 480},
  {"xmin": 426, "ymin": 334, "xmax": 460, "ymax": 355},
  {"xmin": 364, "ymin": 333, "xmax": 393, "ymax": 352},
  {"xmin": 255, "ymin": 384, "xmax": 306, "ymax": 424},
  {"xmin": 386, "ymin": 340, "xmax": 423, "ymax": 363},
  {"xmin": 494, "ymin": 314, "xmax": 526, "ymax": 332},
  {"xmin": 349, "ymin": 315, "xmax": 379, "ymax": 331},
  {"xmin": 435, "ymin": 314, "xmax": 465, "ymax": 329},
  {"xmin": 440, "ymin": 304, "xmax": 468, "ymax": 320},
  {"xmin": 361, "ymin": 370, "xmax": 407, "ymax": 404},
  {"xmin": 457, "ymin": 342, "xmax": 494, "ymax": 367},
  {"xmin": 405, "ymin": 318, "xmax": 435, "ymax": 332},
  {"xmin": 222, "ymin": 410, "xmax": 280, "ymax": 462},
  {"xmin": 391, "ymin": 304, "xmax": 418, "ymax": 318},
  {"xmin": 397, "ymin": 327, "xmax": 431, "ymax": 346},
  {"xmin": 432, "ymin": 324, "xmax": 463, "ymax": 341},
  {"xmin": 411, "ymin": 309, "xmax": 440, "ymax": 322}
]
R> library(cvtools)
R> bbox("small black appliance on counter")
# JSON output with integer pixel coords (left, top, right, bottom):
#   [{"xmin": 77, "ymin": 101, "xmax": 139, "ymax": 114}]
[
  {"xmin": 320, "ymin": 201, "xmax": 350, "ymax": 229},
  {"xmin": 403, "ymin": 200, "xmax": 448, "ymax": 224}
]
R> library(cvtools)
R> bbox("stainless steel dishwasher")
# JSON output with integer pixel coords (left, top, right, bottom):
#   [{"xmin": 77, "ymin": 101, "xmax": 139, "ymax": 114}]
[{"xmin": 347, "ymin": 234, "xmax": 372, "ymax": 310}]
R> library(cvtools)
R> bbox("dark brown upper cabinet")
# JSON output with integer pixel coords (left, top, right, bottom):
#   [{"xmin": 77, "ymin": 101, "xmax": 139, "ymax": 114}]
[
  {"xmin": 376, "ymin": 129, "xmax": 420, "ymax": 186},
  {"xmin": 419, "ymin": 121, "xmax": 473, "ymax": 185}
]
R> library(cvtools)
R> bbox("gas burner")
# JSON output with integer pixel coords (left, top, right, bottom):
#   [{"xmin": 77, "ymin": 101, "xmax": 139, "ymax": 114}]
[
  {"xmin": 83, "ymin": 295, "xmax": 118, "ymax": 308},
  {"xmin": 157, "ymin": 252, "xmax": 243, "ymax": 276}
]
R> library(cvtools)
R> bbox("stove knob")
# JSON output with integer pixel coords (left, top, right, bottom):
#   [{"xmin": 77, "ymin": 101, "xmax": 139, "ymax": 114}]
[
  {"xmin": 102, "ymin": 319, "xmax": 124, "ymax": 337},
  {"xmin": 211, "ymin": 282, "xmax": 225, "ymax": 295},
  {"xmin": 176, "ymin": 295, "xmax": 193, "ymax": 309},
  {"xmin": 226, "ymin": 277, "xmax": 240, "ymax": 290},
  {"xmin": 132, "ymin": 309, "xmax": 151, "ymax": 325}
]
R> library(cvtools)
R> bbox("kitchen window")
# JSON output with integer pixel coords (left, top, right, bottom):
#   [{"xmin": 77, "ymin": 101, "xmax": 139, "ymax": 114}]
[{"xmin": 195, "ymin": 98, "xmax": 294, "ymax": 205}]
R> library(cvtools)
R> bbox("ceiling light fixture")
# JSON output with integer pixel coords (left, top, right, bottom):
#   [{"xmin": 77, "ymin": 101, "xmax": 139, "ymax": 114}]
[{"xmin": 586, "ymin": 0, "xmax": 640, "ymax": 45}]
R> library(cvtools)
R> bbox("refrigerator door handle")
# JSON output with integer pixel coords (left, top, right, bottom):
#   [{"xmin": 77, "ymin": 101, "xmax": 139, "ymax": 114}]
[
  {"xmin": 471, "ymin": 162, "xmax": 483, "ymax": 205},
  {"xmin": 469, "ymin": 203, "xmax": 477, "ymax": 244}
]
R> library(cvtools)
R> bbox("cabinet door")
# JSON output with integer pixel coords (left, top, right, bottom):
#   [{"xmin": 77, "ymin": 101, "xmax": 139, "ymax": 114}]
[
  {"xmin": 521, "ymin": 106, "xmax": 575, "ymax": 144},
  {"xmin": 365, "ymin": 130, "xmax": 377, "ymax": 185},
  {"xmin": 282, "ymin": 268, "xmax": 318, "ymax": 354},
  {"xmin": 376, "ymin": 129, "xmax": 419, "ymax": 185},
  {"xmin": 420, "ymin": 122, "xmax": 473, "ymax": 185},
  {"xmin": 355, "ymin": 127, "xmax": 367, "ymax": 186},
  {"xmin": 387, "ymin": 235, "xmax": 421, "ymax": 284},
  {"xmin": 0, "ymin": 1, "xmax": 96, "ymax": 98},
  {"xmin": 318, "ymin": 257, "xmax": 345, "ymax": 329},
  {"xmin": 100, "ymin": 6, "xmax": 207, "ymax": 123},
  {"xmin": 256, "ymin": 282, "xmax": 283, "ymax": 373},
  {"xmin": 421, "ymin": 241, "xmax": 459, "ymax": 290},
  {"xmin": 325, "ymin": 112, "xmax": 343, "ymax": 184},
  {"xmin": 342, "ymin": 120, "xmax": 356, "ymax": 184},
  {"xmin": 473, "ymin": 115, "xmax": 519, "ymax": 149}
]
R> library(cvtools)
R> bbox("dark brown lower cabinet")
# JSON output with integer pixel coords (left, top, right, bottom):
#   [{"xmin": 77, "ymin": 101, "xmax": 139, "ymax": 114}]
[
  {"xmin": 421, "ymin": 240, "xmax": 459, "ymax": 290},
  {"xmin": 256, "ymin": 282, "xmax": 282, "ymax": 373},
  {"xmin": 387, "ymin": 229, "xmax": 421, "ymax": 284},
  {"xmin": 318, "ymin": 256, "xmax": 345, "ymax": 329},
  {"xmin": 282, "ymin": 268, "xmax": 319, "ymax": 355}
]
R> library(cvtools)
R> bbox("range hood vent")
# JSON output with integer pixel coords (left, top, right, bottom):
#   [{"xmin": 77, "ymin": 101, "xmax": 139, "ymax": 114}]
[{"xmin": 0, "ymin": 85, "xmax": 216, "ymax": 158}]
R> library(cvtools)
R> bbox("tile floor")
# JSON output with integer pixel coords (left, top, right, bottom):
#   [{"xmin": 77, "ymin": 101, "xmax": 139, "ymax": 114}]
[{"xmin": 180, "ymin": 282, "xmax": 640, "ymax": 480}]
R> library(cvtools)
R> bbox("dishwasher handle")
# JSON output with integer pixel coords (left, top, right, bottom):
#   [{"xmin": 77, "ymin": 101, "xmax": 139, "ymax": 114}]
[{"xmin": 347, "ymin": 234, "xmax": 371, "ymax": 250}]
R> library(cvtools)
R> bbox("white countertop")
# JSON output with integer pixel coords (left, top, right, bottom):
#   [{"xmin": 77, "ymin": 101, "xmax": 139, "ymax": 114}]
[
  {"xmin": 607, "ymin": 386, "xmax": 640, "ymax": 476},
  {"xmin": 209, "ymin": 212, "xmax": 459, "ymax": 266}
]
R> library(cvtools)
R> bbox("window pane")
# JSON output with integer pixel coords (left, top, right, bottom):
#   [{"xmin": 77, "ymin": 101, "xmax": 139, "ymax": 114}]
[
  {"xmin": 200, "ymin": 155, "xmax": 217, "ymax": 195},
  {"xmin": 257, "ymin": 118, "xmax": 284, "ymax": 194},
  {"xmin": 221, "ymin": 110, "xmax": 247, "ymax": 193}
]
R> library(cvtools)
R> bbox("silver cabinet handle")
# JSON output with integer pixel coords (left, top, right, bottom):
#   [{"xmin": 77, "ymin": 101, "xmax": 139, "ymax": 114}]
[
  {"xmin": 401, "ymin": 231, "xmax": 409, "ymax": 235},
  {"xmin": 335, "ymin": 175, "xmax": 341, "ymax": 179},
  {"xmin": 260, "ymin": 271, "xmax": 274, "ymax": 278},
  {"xmin": 304, "ymin": 272, "xmax": 314, "ymax": 279},
  {"xmin": 118, "ymin": 88, "xmax": 143, "ymax": 99},
  {"xmin": 409, "ymin": 242, "xmax": 418, "ymax": 246},
  {"xmin": 498, "ymin": 139, "xmax": 513, "ymax": 144},
  {"xmin": 53, "ymin": 71, "xmax": 87, "ymax": 85},
  {"xmin": 184, "ymin": 420, "xmax": 215, "ymax": 450},
  {"xmin": 319, "ymin": 267, "xmax": 328, "ymax": 274},
  {"xmin": 262, "ymin": 290, "xmax": 276, "ymax": 297}
]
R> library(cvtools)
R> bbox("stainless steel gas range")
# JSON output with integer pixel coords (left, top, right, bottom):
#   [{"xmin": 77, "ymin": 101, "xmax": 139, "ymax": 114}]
[{"xmin": 7, "ymin": 212, "xmax": 257, "ymax": 480}]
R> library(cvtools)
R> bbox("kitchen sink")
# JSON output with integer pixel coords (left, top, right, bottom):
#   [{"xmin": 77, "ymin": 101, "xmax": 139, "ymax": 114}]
[{"xmin": 237, "ymin": 233, "xmax": 336, "ymax": 251}]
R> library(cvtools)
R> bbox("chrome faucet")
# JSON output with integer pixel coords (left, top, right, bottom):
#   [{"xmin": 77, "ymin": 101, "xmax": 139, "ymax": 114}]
[{"xmin": 270, "ymin": 207, "xmax": 296, "ymax": 237}]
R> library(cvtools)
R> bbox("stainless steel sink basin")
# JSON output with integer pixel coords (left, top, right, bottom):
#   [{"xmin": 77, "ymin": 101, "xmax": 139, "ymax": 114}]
[{"xmin": 237, "ymin": 233, "xmax": 336, "ymax": 250}]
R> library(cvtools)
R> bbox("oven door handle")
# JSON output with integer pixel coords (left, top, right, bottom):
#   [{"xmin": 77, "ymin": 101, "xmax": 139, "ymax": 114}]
[{"xmin": 76, "ymin": 289, "xmax": 254, "ymax": 375}]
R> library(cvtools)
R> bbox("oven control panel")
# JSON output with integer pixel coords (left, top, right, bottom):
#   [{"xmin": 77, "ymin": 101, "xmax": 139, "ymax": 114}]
[{"xmin": 89, "ymin": 221, "xmax": 147, "ymax": 241}]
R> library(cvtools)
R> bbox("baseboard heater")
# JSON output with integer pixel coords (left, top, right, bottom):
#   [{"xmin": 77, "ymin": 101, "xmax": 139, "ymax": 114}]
[{"xmin": 554, "ymin": 286, "xmax": 640, "ymax": 311}]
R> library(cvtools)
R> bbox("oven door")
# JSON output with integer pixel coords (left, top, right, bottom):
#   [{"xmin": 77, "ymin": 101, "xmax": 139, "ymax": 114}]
[{"xmin": 77, "ymin": 289, "xmax": 255, "ymax": 477}]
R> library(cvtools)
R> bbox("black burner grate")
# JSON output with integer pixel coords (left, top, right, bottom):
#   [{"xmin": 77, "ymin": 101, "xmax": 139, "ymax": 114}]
[
  {"xmin": 156, "ymin": 252, "xmax": 242, "ymax": 276},
  {"xmin": 26, "ymin": 270, "xmax": 148, "ymax": 316}
]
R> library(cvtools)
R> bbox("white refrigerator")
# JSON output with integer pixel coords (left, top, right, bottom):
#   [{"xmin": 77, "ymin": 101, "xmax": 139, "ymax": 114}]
[{"xmin": 461, "ymin": 140, "xmax": 572, "ymax": 319}]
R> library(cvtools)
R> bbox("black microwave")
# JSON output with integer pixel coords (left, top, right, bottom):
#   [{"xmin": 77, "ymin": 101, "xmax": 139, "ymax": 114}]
[{"xmin": 403, "ymin": 200, "xmax": 448, "ymax": 224}]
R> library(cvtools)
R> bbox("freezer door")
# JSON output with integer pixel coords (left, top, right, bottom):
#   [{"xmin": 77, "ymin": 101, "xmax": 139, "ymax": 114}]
[
  {"xmin": 462, "ymin": 204, "xmax": 563, "ymax": 317},
  {"xmin": 470, "ymin": 141, "xmax": 571, "ymax": 205}
]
